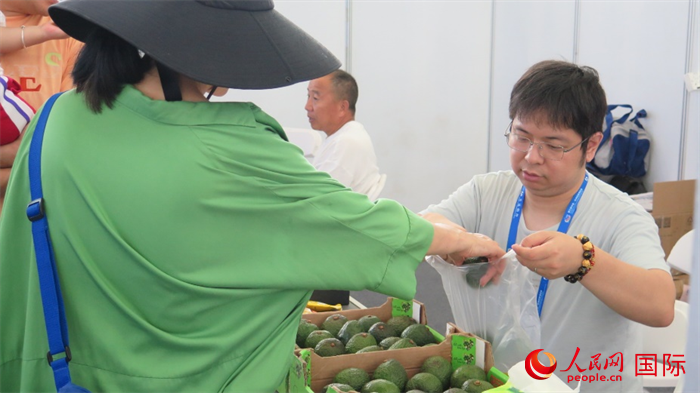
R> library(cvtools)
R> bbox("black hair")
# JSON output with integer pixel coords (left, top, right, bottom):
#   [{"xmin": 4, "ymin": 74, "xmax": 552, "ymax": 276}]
[
  {"xmin": 329, "ymin": 69, "xmax": 359, "ymax": 115},
  {"xmin": 509, "ymin": 60, "xmax": 607, "ymax": 151},
  {"xmin": 72, "ymin": 26, "xmax": 154, "ymax": 113}
]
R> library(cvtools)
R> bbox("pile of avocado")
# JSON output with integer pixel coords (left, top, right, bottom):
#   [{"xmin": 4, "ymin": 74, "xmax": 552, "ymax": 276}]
[
  {"xmin": 297, "ymin": 314, "xmax": 438, "ymax": 357},
  {"xmin": 325, "ymin": 357, "xmax": 493, "ymax": 393}
]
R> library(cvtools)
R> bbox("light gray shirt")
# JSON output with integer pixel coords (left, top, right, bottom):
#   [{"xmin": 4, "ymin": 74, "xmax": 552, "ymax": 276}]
[{"xmin": 425, "ymin": 170, "xmax": 671, "ymax": 392}]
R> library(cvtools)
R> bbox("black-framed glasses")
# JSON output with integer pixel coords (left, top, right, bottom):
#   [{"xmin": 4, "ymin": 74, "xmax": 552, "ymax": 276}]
[{"xmin": 504, "ymin": 122, "xmax": 589, "ymax": 161}]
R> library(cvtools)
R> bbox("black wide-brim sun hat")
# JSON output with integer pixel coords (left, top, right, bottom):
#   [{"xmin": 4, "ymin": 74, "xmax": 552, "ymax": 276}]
[{"xmin": 49, "ymin": 0, "xmax": 341, "ymax": 89}]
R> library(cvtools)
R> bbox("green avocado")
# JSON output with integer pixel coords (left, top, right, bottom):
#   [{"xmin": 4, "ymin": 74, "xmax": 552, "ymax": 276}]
[
  {"xmin": 345, "ymin": 332, "xmax": 378, "ymax": 354},
  {"xmin": 372, "ymin": 358, "xmax": 408, "ymax": 391},
  {"xmin": 450, "ymin": 365, "xmax": 487, "ymax": 388},
  {"xmin": 462, "ymin": 379, "xmax": 494, "ymax": 393},
  {"xmin": 322, "ymin": 314, "xmax": 349, "ymax": 337},
  {"xmin": 314, "ymin": 338, "xmax": 345, "ymax": 357},
  {"xmin": 420, "ymin": 355, "xmax": 452, "ymax": 389},
  {"xmin": 333, "ymin": 368, "xmax": 371, "ymax": 391},
  {"xmin": 401, "ymin": 324, "xmax": 436, "ymax": 346},
  {"xmin": 360, "ymin": 379, "xmax": 400, "ymax": 393},
  {"xmin": 405, "ymin": 372, "xmax": 443, "ymax": 393},
  {"xmin": 296, "ymin": 319, "xmax": 318, "ymax": 347}
]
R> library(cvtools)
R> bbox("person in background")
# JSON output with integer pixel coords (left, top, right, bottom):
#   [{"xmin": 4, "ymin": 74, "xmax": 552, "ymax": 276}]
[
  {"xmin": 422, "ymin": 60, "xmax": 675, "ymax": 392},
  {"xmin": 0, "ymin": 1, "xmax": 505, "ymax": 392},
  {"xmin": 306, "ymin": 70, "xmax": 386, "ymax": 200},
  {"xmin": 0, "ymin": 0, "xmax": 82, "ymax": 215}
]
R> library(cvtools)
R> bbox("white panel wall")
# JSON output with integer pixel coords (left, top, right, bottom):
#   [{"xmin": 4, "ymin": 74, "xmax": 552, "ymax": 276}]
[
  {"xmin": 352, "ymin": 1, "xmax": 492, "ymax": 212},
  {"xmin": 213, "ymin": 0, "xmax": 346, "ymax": 130},
  {"xmin": 212, "ymin": 0, "xmax": 697, "ymax": 202},
  {"xmin": 488, "ymin": 0, "xmax": 576, "ymax": 172},
  {"xmin": 577, "ymin": 0, "xmax": 689, "ymax": 190},
  {"xmin": 682, "ymin": 0, "xmax": 699, "ymax": 181}
]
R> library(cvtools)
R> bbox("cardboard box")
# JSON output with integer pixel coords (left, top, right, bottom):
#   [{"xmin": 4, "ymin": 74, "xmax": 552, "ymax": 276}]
[
  {"xmin": 294, "ymin": 324, "xmax": 508, "ymax": 393},
  {"xmin": 301, "ymin": 297, "xmax": 427, "ymax": 328},
  {"xmin": 652, "ymin": 179, "xmax": 695, "ymax": 258},
  {"xmin": 298, "ymin": 297, "xmax": 444, "ymax": 352}
]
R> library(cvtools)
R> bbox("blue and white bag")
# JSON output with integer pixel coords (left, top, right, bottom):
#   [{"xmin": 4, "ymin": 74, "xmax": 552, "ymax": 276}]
[{"xmin": 587, "ymin": 104, "xmax": 650, "ymax": 178}]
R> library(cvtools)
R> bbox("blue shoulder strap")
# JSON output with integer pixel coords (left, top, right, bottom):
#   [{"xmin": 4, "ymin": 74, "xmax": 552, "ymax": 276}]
[{"xmin": 26, "ymin": 92, "xmax": 90, "ymax": 393}]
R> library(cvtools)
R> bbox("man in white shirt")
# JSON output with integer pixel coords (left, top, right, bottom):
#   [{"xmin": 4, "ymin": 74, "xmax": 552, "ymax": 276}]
[{"xmin": 305, "ymin": 70, "xmax": 385, "ymax": 200}]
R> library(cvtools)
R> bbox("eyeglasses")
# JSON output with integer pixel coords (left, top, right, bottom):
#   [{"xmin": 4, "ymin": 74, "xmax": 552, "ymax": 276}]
[{"xmin": 504, "ymin": 122, "xmax": 589, "ymax": 161}]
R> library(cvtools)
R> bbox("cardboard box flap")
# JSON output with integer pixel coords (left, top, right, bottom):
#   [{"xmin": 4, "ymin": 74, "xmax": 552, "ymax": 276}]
[{"xmin": 652, "ymin": 180, "xmax": 696, "ymax": 215}]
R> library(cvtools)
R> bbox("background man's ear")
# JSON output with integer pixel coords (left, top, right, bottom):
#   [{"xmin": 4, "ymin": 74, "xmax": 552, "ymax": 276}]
[{"xmin": 585, "ymin": 132, "xmax": 604, "ymax": 163}]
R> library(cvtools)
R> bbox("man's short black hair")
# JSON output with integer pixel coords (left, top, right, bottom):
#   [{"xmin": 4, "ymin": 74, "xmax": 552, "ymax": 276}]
[
  {"xmin": 330, "ymin": 70, "xmax": 358, "ymax": 115},
  {"xmin": 509, "ymin": 60, "xmax": 607, "ymax": 150}
]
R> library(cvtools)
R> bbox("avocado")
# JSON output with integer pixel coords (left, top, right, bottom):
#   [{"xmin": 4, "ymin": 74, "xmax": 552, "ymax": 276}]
[
  {"xmin": 323, "ymin": 383, "xmax": 354, "ymax": 392},
  {"xmin": 386, "ymin": 315, "xmax": 417, "ymax": 335},
  {"xmin": 388, "ymin": 338, "xmax": 417, "ymax": 350},
  {"xmin": 358, "ymin": 315, "xmax": 382, "ymax": 332},
  {"xmin": 461, "ymin": 379, "xmax": 493, "ymax": 393},
  {"xmin": 450, "ymin": 365, "xmax": 486, "ymax": 389},
  {"xmin": 361, "ymin": 379, "xmax": 400, "ymax": 393},
  {"xmin": 356, "ymin": 345, "xmax": 383, "ymax": 353},
  {"xmin": 379, "ymin": 337, "xmax": 402, "ymax": 350},
  {"xmin": 372, "ymin": 358, "xmax": 408, "ymax": 391},
  {"xmin": 444, "ymin": 389, "xmax": 467, "ymax": 393},
  {"xmin": 420, "ymin": 355, "xmax": 452, "ymax": 389},
  {"xmin": 322, "ymin": 314, "xmax": 349, "ymax": 337},
  {"xmin": 315, "ymin": 338, "xmax": 345, "ymax": 357},
  {"xmin": 368, "ymin": 322, "xmax": 398, "ymax": 343},
  {"xmin": 304, "ymin": 329, "xmax": 334, "ymax": 349},
  {"xmin": 401, "ymin": 324, "xmax": 437, "ymax": 346},
  {"xmin": 334, "ymin": 368, "xmax": 371, "ymax": 391},
  {"xmin": 405, "ymin": 372, "xmax": 443, "ymax": 393},
  {"xmin": 296, "ymin": 319, "xmax": 318, "ymax": 347},
  {"xmin": 465, "ymin": 263, "xmax": 491, "ymax": 289},
  {"xmin": 338, "ymin": 320, "xmax": 364, "ymax": 344},
  {"xmin": 463, "ymin": 256, "xmax": 489, "ymax": 265},
  {"xmin": 345, "ymin": 332, "xmax": 378, "ymax": 354}
]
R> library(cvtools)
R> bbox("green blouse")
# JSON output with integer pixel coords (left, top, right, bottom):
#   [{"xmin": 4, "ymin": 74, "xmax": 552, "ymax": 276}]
[{"xmin": 0, "ymin": 86, "xmax": 433, "ymax": 392}]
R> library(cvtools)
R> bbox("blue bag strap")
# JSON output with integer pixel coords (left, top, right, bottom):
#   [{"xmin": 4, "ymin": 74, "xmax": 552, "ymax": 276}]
[
  {"xmin": 26, "ymin": 92, "xmax": 80, "ymax": 392},
  {"xmin": 631, "ymin": 108, "xmax": 647, "ymax": 129},
  {"xmin": 626, "ymin": 129, "xmax": 639, "ymax": 174},
  {"xmin": 598, "ymin": 104, "xmax": 634, "ymax": 148}
]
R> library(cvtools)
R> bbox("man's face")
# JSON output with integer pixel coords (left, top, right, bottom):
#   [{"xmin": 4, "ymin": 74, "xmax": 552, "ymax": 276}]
[
  {"xmin": 0, "ymin": 0, "xmax": 58, "ymax": 16},
  {"xmin": 305, "ymin": 75, "xmax": 345, "ymax": 134},
  {"xmin": 509, "ymin": 116, "xmax": 599, "ymax": 198}
]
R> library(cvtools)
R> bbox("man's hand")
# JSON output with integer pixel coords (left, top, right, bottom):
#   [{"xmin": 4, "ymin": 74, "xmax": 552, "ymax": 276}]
[{"xmin": 511, "ymin": 231, "xmax": 583, "ymax": 279}]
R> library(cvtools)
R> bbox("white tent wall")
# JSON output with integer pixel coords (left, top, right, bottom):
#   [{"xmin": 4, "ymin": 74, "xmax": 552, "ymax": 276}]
[{"xmin": 217, "ymin": 0, "xmax": 698, "ymax": 212}]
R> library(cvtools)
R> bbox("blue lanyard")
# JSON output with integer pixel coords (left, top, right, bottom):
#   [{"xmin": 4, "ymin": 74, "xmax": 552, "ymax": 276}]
[{"xmin": 507, "ymin": 173, "xmax": 589, "ymax": 317}]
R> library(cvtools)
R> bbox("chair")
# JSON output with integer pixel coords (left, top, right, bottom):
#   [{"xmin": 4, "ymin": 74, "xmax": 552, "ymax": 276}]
[
  {"xmin": 366, "ymin": 173, "xmax": 387, "ymax": 201},
  {"xmin": 667, "ymin": 229, "xmax": 694, "ymax": 275},
  {"xmin": 283, "ymin": 127, "xmax": 324, "ymax": 161},
  {"xmin": 641, "ymin": 300, "xmax": 690, "ymax": 389}
]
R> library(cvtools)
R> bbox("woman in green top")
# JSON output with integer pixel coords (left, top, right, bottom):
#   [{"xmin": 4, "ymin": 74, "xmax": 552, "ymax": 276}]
[{"xmin": 0, "ymin": 1, "xmax": 505, "ymax": 392}]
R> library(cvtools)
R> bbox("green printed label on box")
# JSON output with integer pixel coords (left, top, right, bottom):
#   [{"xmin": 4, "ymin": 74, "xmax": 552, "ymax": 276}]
[
  {"xmin": 391, "ymin": 298, "xmax": 413, "ymax": 317},
  {"xmin": 451, "ymin": 335, "xmax": 477, "ymax": 370},
  {"xmin": 288, "ymin": 356, "xmax": 307, "ymax": 393},
  {"xmin": 487, "ymin": 366, "xmax": 510, "ymax": 386},
  {"xmin": 299, "ymin": 349, "xmax": 312, "ymax": 387}
]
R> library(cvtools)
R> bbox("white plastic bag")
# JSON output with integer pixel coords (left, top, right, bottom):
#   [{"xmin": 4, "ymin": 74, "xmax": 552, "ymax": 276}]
[{"xmin": 427, "ymin": 251, "xmax": 540, "ymax": 371}]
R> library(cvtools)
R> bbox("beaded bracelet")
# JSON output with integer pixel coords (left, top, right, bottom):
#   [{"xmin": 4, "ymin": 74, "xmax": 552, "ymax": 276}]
[{"xmin": 564, "ymin": 234, "xmax": 595, "ymax": 283}]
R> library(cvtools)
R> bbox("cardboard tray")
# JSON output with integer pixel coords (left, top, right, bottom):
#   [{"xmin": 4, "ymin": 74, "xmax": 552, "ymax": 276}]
[
  {"xmin": 294, "ymin": 323, "xmax": 508, "ymax": 393},
  {"xmin": 301, "ymin": 297, "xmax": 427, "ymax": 327}
]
